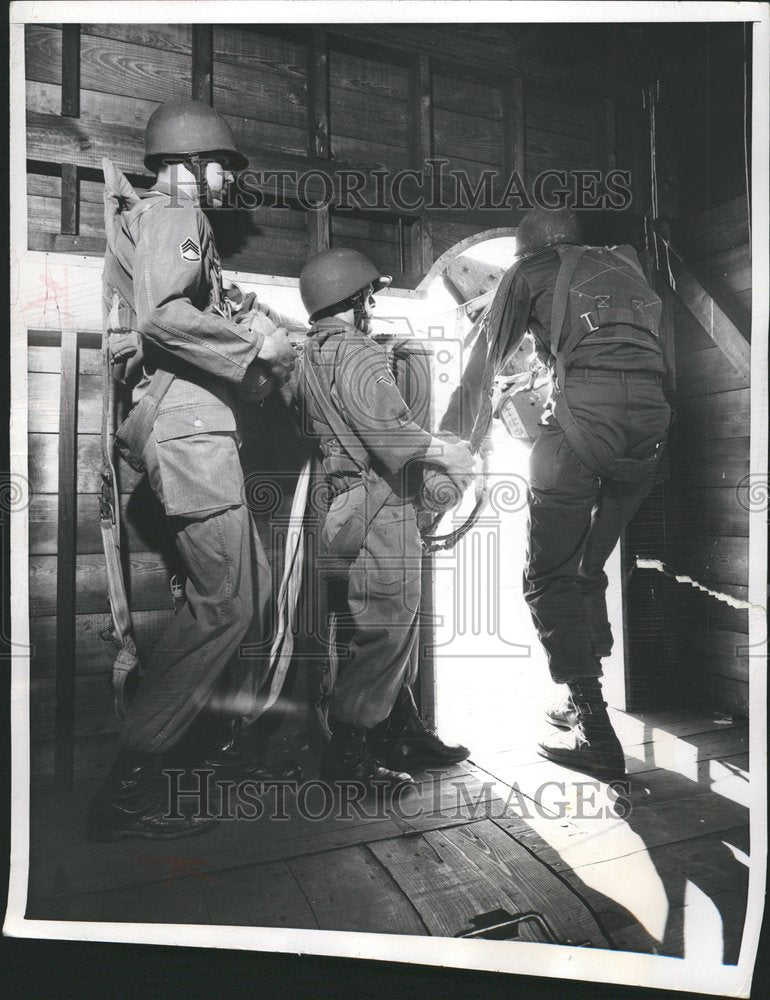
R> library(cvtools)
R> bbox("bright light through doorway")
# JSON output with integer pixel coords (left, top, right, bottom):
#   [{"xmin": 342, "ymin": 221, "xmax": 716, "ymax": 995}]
[{"xmin": 424, "ymin": 235, "xmax": 626, "ymax": 756}]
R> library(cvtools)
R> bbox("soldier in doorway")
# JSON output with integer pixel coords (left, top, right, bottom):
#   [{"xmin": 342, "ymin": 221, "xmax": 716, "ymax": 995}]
[
  {"xmin": 440, "ymin": 206, "xmax": 671, "ymax": 777},
  {"xmin": 298, "ymin": 248, "xmax": 475, "ymax": 792},
  {"xmin": 88, "ymin": 99, "xmax": 299, "ymax": 841}
]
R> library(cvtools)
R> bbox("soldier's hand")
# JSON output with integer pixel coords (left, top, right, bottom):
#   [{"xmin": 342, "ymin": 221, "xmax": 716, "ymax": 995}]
[
  {"xmin": 431, "ymin": 438, "xmax": 476, "ymax": 493},
  {"xmin": 257, "ymin": 326, "xmax": 297, "ymax": 384}
]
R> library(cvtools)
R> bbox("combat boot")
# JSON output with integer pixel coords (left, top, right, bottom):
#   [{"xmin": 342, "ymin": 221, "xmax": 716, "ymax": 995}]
[
  {"xmin": 537, "ymin": 678, "xmax": 626, "ymax": 778},
  {"xmin": 545, "ymin": 689, "xmax": 578, "ymax": 729},
  {"xmin": 86, "ymin": 749, "xmax": 218, "ymax": 842},
  {"xmin": 198, "ymin": 719, "xmax": 302, "ymax": 782},
  {"xmin": 381, "ymin": 687, "xmax": 470, "ymax": 769},
  {"xmin": 319, "ymin": 719, "xmax": 414, "ymax": 792}
]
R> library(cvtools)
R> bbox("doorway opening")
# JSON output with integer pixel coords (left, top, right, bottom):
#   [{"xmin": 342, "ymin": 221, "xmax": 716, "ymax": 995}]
[{"xmin": 418, "ymin": 232, "xmax": 627, "ymax": 757}]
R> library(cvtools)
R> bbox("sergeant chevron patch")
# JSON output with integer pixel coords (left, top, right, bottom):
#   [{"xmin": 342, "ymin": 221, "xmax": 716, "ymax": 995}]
[{"xmin": 179, "ymin": 238, "xmax": 202, "ymax": 262}]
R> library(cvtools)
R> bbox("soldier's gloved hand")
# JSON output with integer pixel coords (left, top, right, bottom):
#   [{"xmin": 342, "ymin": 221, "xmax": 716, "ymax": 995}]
[
  {"xmin": 257, "ymin": 327, "xmax": 297, "ymax": 385},
  {"xmin": 429, "ymin": 437, "xmax": 476, "ymax": 493}
]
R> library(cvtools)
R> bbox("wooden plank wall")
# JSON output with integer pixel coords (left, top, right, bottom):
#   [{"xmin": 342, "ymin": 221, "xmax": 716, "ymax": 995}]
[
  {"xmin": 26, "ymin": 23, "xmax": 609, "ymax": 284},
  {"xmin": 671, "ymin": 196, "xmax": 752, "ymax": 716},
  {"xmin": 28, "ymin": 332, "xmax": 180, "ymax": 781}
]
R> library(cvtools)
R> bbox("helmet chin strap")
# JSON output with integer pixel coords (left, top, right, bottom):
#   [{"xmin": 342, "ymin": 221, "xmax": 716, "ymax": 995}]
[{"xmin": 182, "ymin": 156, "xmax": 214, "ymax": 206}]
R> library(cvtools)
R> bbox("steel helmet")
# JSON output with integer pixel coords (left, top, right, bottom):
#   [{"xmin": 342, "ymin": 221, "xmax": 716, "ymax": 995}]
[
  {"xmin": 299, "ymin": 248, "xmax": 392, "ymax": 322},
  {"xmin": 144, "ymin": 99, "xmax": 248, "ymax": 172},
  {"xmin": 516, "ymin": 206, "xmax": 583, "ymax": 256}
]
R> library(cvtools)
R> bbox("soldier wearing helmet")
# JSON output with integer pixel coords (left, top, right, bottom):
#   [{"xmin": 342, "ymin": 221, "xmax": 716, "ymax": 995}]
[
  {"xmin": 88, "ymin": 100, "xmax": 299, "ymax": 842},
  {"xmin": 298, "ymin": 248, "xmax": 475, "ymax": 792},
  {"xmin": 440, "ymin": 205, "xmax": 671, "ymax": 778}
]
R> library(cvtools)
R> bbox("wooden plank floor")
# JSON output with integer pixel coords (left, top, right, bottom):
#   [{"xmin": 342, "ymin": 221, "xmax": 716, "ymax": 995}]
[{"xmin": 26, "ymin": 710, "xmax": 750, "ymax": 961}]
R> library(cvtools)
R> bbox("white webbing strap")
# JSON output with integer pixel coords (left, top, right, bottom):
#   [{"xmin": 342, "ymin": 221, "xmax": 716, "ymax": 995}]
[{"xmin": 243, "ymin": 456, "xmax": 313, "ymax": 723}]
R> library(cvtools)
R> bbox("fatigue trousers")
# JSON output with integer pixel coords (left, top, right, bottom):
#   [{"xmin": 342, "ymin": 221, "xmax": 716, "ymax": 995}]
[
  {"xmin": 523, "ymin": 370, "xmax": 671, "ymax": 684},
  {"xmin": 322, "ymin": 489, "xmax": 422, "ymax": 730},
  {"xmin": 121, "ymin": 430, "xmax": 271, "ymax": 756}
]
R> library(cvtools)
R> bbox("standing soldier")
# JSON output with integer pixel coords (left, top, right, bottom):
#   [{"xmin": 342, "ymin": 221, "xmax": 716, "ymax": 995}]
[
  {"xmin": 440, "ymin": 206, "xmax": 671, "ymax": 777},
  {"xmin": 88, "ymin": 99, "xmax": 298, "ymax": 841},
  {"xmin": 298, "ymin": 249, "xmax": 475, "ymax": 792}
]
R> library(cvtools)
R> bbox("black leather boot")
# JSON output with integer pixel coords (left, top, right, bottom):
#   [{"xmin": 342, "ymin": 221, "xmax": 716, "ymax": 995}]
[
  {"xmin": 319, "ymin": 719, "xmax": 413, "ymax": 791},
  {"xmin": 199, "ymin": 719, "xmax": 302, "ymax": 781},
  {"xmin": 545, "ymin": 690, "xmax": 578, "ymax": 729},
  {"xmin": 383, "ymin": 687, "xmax": 470, "ymax": 769},
  {"xmin": 86, "ymin": 749, "xmax": 218, "ymax": 842},
  {"xmin": 537, "ymin": 678, "xmax": 626, "ymax": 777}
]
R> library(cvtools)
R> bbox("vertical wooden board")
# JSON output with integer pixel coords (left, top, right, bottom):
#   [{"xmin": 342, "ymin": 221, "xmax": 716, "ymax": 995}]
[
  {"xmin": 60, "ymin": 163, "xmax": 79, "ymax": 235},
  {"xmin": 409, "ymin": 217, "xmax": 433, "ymax": 283},
  {"xmin": 502, "ymin": 78, "xmax": 525, "ymax": 180},
  {"xmin": 55, "ymin": 325, "xmax": 78, "ymax": 787},
  {"xmin": 307, "ymin": 204, "xmax": 330, "ymax": 254},
  {"xmin": 287, "ymin": 846, "xmax": 428, "ymax": 935},
  {"xmin": 409, "ymin": 53, "xmax": 432, "ymax": 166},
  {"xmin": 307, "ymin": 30, "xmax": 330, "ymax": 158},
  {"xmin": 191, "ymin": 24, "xmax": 213, "ymax": 105},
  {"xmin": 60, "ymin": 25, "xmax": 80, "ymax": 118}
]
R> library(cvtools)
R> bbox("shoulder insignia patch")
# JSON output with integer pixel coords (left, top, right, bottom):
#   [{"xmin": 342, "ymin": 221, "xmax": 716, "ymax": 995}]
[
  {"xmin": 375, "ymin": 375, "xmax": 395, "ymax": 385},
  {"xmin": 180, "ymin": 238, "xmax": 202, "ymax": 262}
]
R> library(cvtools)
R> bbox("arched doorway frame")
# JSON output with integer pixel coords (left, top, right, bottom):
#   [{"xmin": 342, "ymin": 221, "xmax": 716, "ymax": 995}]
[{"xmin": 417, "ymin": 226, "xmax": 519, "ymax": 292}]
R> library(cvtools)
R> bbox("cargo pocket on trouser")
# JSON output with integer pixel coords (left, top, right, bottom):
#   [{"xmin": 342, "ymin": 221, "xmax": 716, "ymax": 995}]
[
  {"xmin": 353, "ymin": 504, "xmax": 422, "ymax": 621},
  {"xmin": 150, "ymin": 405, "xmax": 245, "ymax": 518}
]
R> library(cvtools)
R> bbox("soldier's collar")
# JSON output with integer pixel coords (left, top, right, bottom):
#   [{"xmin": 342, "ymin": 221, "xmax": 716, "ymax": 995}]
[
  {"xmin": 310, "ymin": 317, "xmax": 363, "ymax": 338},
  {"xmin": 150, "ymin": 180, "xmax": 200, "ymax": 205}
]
